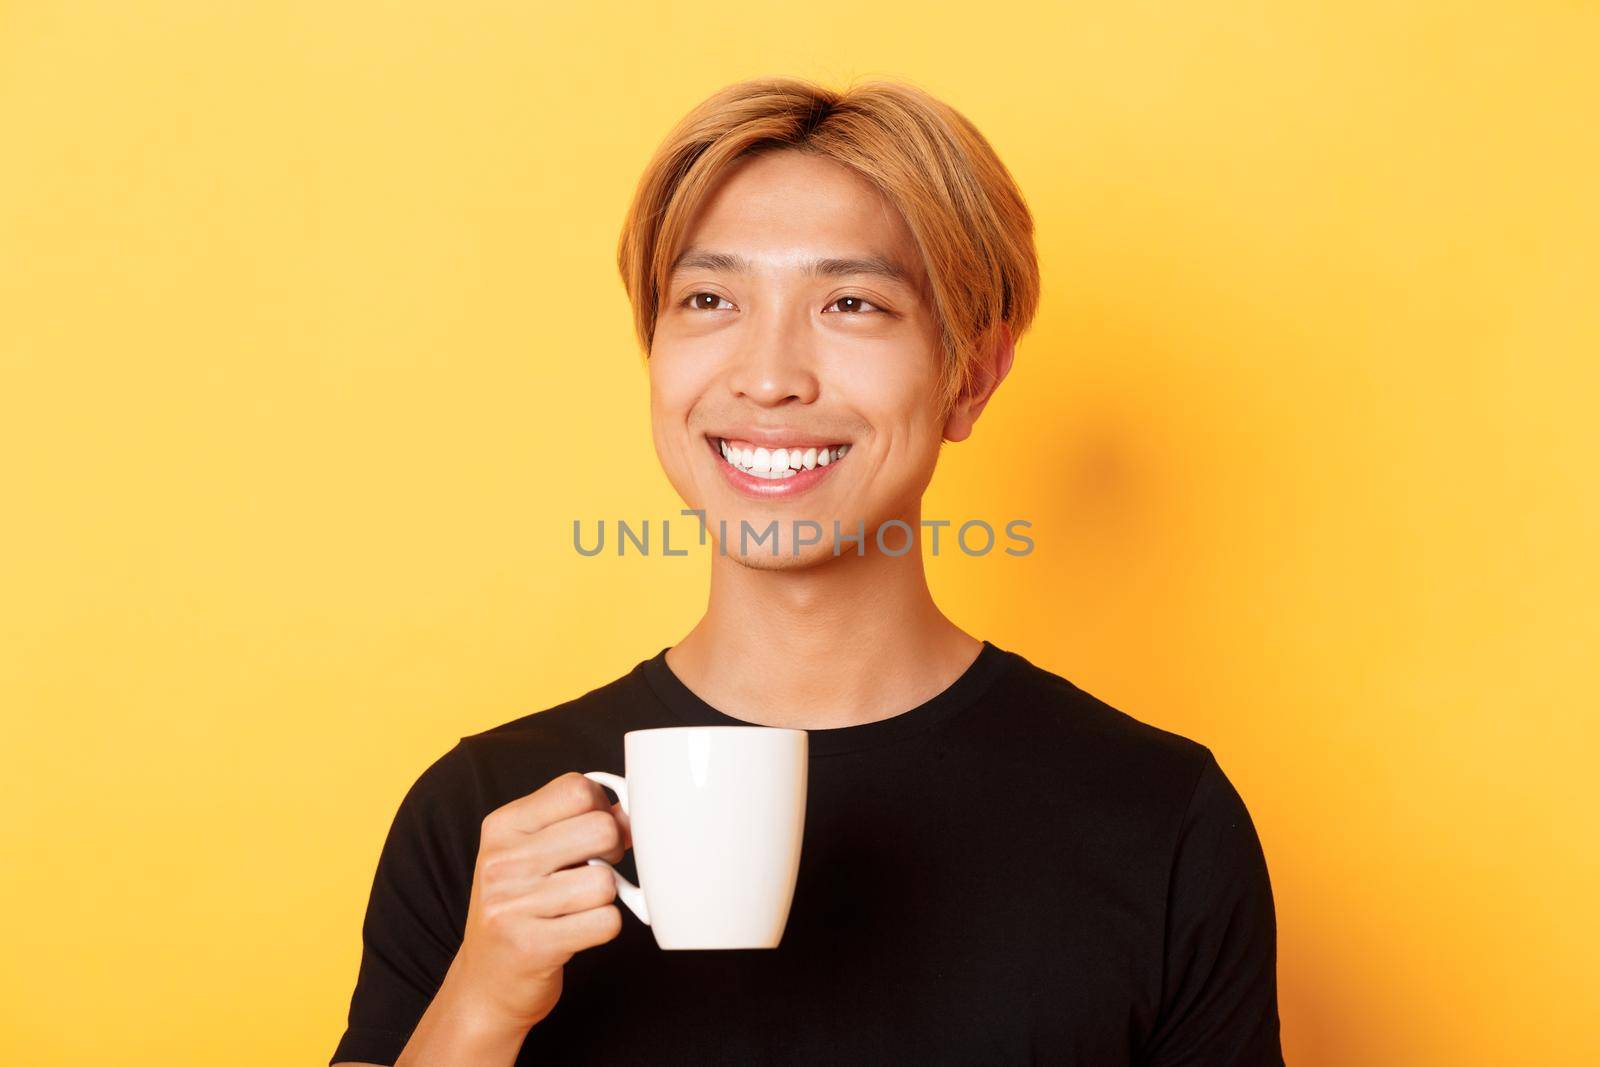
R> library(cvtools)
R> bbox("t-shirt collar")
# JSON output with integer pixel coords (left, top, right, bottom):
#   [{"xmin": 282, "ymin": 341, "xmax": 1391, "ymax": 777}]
[{"xmin": 637, "ymin": 640, "xmax": 1017, "ymax": 756}]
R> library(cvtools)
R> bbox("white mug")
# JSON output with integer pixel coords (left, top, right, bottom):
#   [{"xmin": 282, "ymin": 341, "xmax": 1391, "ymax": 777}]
[{"xmin": 583, "ymin": 725, "xmax": 808, "ymax": 950}]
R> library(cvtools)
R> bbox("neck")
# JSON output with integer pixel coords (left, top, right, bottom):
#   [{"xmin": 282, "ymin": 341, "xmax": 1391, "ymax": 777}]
[{"xmin": 665, "ymin": 516, "xmax": 982, "ymax": 730}]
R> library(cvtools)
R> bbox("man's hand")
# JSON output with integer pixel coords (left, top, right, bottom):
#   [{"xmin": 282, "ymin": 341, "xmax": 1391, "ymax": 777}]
[{"xmin": 393, "ymin": 772, "xmax": 632, "ymax": 1063}]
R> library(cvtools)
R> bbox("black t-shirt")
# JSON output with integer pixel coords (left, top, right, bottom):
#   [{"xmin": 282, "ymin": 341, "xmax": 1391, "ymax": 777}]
[{"xmin": 331, "ymin": 641, "xmax": 1282, "ymax": 1065}]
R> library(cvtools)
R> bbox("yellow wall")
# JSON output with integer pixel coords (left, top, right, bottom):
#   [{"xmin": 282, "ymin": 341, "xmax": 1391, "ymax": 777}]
[{"xmin": 2, "ymin": 2, "xmax": 1595, "ymax": 1063}]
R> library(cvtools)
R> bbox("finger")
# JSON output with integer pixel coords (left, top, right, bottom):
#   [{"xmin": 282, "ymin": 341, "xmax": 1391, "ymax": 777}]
[
  {"xmin": 610, "ymin": 800, "xmax": 633, "ymax": 853},
  {"xmin": 526, "ymin": 808, "xmax": 624, "ymax": 876},
  {"xmin": 553, "ymin": 831, "xmax": 627, "ymax": 870},
  {"xmin": 482, "ymin": 806, "xmax": 627, "ymax": 876},
  {"xmin": 531, "ymin": 864, "xmax": 618, "ymax": 918},
  {"xmin": 475, "ymin": 843, "xmax": 559, "ymax": 901},
  {"xmin": 541, "ymin": 902, "xmax": 625, "ymax": 953},
  {"xmin": 482, "ymin": 772, "xmax": 612, "ymax": 841}
]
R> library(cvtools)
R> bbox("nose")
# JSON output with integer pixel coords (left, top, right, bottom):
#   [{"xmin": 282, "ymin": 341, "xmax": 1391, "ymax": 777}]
[{"xmin": 725, "ymin": 305, "xmax": 821, "ymax": 407}]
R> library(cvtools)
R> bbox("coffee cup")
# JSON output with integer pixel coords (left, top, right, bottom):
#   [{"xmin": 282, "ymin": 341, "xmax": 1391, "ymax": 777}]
[{"xmin": 584, "ymin": 725, "xmax": 807, "ymax": 950}]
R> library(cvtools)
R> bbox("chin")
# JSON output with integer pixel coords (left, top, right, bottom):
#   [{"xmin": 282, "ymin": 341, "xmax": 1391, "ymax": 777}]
[
  {"xmin": 726, "ymin": 551, "xmax": 826, "ymax": 573},
  {"xmin": 714, "ymin": 537, "xmax": 825, "ymax": 569}
]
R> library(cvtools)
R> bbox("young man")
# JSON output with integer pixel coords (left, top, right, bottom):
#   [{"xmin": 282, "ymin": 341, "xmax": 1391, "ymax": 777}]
[{"xmin": 332, "ymin": 77, "xmax": 1282, "ymax": 1066}]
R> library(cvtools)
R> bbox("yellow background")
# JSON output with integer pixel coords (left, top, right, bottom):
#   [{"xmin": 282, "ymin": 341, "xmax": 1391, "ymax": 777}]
[{"xmin": 2, "ymin": 2, "xmax": 1596, "ymax": 1063}]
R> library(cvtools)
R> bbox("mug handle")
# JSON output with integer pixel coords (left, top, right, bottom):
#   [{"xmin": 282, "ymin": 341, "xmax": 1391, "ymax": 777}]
[{"xmin": 581, "ymin": 771, "xmax": 650, "ymax": 926}]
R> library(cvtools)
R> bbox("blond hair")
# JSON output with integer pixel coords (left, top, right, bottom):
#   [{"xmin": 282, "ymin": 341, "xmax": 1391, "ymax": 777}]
[{"xmin": 617, "ymin": 77, "xmax": 1040, "ymax": 414}]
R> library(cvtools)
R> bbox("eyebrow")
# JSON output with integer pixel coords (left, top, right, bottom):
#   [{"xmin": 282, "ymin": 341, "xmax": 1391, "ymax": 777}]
[{"xmin": 670, "ymin": 248, "xmax": 914, "ymax": 286}]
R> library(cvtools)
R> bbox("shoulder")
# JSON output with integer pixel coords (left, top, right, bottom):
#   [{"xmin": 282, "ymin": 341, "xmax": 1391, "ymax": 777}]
[
  {"xmin": 981, "ymin": 646, "xmax": 1273, "ymax": 915},
  {"xmin": 402, "ymin": 656, "xmax": 669, "ymax": 821},
  {"xmin": 467, "ymin": 661, "xmax": 653, "ymax": 751},
  {"xmin": 969, "ymin": 645, "xmax": 1275, "ymax": 869},
  {"xmin": 983, "ymin": 645, "xmax": 1217, "ymax": 798}
]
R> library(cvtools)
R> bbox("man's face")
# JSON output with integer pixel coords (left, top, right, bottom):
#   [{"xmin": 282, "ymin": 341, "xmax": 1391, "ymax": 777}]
[{"xmin": 648, "ymin": 149, "xmax": 947, "ymax": 568}]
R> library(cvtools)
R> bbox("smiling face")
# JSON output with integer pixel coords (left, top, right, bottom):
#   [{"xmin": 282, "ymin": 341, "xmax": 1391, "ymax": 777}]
[{"xmin": 648, "ymin": 149, "xmax": 950, "ymax": 569}]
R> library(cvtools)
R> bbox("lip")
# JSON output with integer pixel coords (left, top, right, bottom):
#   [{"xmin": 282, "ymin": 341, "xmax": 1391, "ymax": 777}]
[
  {"xmin": 705, "ymin": 434, "xmax": 846, "ymax": 500},
  {"xmin": 707, "ymin": 426, "xmax": 846, "ymax": 450}
]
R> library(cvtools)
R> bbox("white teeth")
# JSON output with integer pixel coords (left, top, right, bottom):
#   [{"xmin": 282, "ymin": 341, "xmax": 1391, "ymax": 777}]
[{"xmin": 715, "ymin": 438, "xmax": 848, "ymax": 477}]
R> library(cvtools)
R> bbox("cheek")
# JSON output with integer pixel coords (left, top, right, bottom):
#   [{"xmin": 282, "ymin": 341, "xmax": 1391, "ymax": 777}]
[
  {"xmin": 837, "ymin": 318, "xmax": 941, "ymax": 389},
  {"xmin": 648, "ymin": 343, "xmax": 712, "ymax": 423},
  {"xmin": 647, "ymin": 343, "xmax": 724, "ymax": 485},
  {"xmin": 833, "ymin": 341, "xmax": 943, "ymax": 444}
]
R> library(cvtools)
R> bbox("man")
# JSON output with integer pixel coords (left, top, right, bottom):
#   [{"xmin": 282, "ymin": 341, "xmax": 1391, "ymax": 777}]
[{"xmin": 332, "ymin": 77, "xmax": 1282, "ymax": 1066}]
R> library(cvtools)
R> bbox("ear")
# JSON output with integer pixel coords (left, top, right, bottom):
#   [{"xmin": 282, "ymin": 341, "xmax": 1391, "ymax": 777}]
[{"xmin": 942, "ymin": 322, "xmax": 1016, "ymax": 443}]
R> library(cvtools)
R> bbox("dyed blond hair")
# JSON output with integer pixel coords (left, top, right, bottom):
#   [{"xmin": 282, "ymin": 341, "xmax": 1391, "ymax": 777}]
[{"xmin": 617, "ymin": 77, "xmax": 1040, "ymax": 415}]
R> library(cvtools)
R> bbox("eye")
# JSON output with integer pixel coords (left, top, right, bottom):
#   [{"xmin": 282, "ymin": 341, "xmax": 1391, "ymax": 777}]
[
  {"xmin": 823, "ymin": 295, "xmax": 884, "ymax": 314},
  {"xmin": 684, "ymin": 292, "xmax": 734, "ymax": 311}
]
